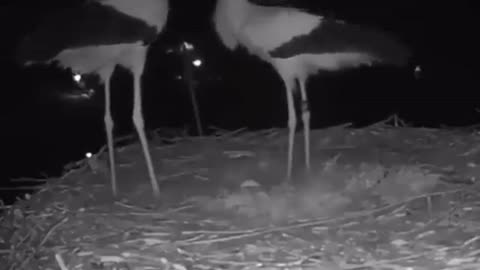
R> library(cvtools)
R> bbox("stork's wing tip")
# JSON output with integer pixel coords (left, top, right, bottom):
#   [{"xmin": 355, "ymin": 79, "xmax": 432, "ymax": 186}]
[
  {"xmin": 14, "ymin": 41, "xmax": 30, "ymax": 67},
  {"xmin": 395, "ymin": 46, "xmax": 414, "ymax": 67},
  {"xmin": 377, "ymin": 38, "xmax": 413, "ymax": 67}
]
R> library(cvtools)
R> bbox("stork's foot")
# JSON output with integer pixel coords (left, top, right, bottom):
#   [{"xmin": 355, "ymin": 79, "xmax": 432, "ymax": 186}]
[
  {"xmin": 304, "ymin": 165, "xmax": 312, "ymax": 178},
  {"xmin": 150, "ymin": 177, "xmax": 161, "ymax": 199},
  {"xmin": 282, "ymin": 170, "xmax": 293, "ymax": 185}
]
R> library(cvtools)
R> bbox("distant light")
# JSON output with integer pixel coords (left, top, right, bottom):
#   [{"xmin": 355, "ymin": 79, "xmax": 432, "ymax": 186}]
[
  {"xmin": 183, "ymin": 41, "xmax": 194, "ymax": 51},
  {"xmin": 80, "ymin": 89, "xmax": 95, "ymax": 99},
  {"xmin": 414, "ymin": 65, "xmax": 422, "ymax": 79},
  {"xmin": 193, "ymin": 59, "xmax": 202, "ymax": 67},
  {"xmin": 176, "ymin": 75, "xmax": 182, "ymax": 80},
  {"xmin": 60, "ymin": 88, "xmax": 95, "ymax": 101},
  {"xmin": 86, "ymin": 152, "xmax": 93, "ymax": 158},
  {"xmin": 73, "ymin": 73, "xmax": 82, "ymax": 82}
]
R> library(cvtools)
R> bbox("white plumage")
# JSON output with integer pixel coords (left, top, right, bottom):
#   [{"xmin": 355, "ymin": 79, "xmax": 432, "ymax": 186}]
[
  {"xmin": 17, "ymin": 0, "xmax": 170, "ymax": 198},
  {"xmin": 213, "ymin": 0, "xmax": 410, "ymax": 181}
]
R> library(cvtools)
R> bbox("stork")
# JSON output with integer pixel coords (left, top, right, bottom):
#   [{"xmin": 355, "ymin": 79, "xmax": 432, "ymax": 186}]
[
  {"xmin": 213, "ymin": 0, "xmax": 411, "ymax": 181},
  {"xmin": 16, "ymin": 0, "xmax": 170, "ymax": 198}
]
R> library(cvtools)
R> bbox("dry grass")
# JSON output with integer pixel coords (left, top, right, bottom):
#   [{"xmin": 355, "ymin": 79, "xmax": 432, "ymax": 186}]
[{"xmin": 2, "ymin": 118, "xmax": 480, "ymax": 269}]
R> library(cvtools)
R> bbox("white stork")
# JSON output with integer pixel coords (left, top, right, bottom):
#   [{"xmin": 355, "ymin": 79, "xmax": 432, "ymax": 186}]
[
  {"xmin": 16, "ymin": 0, "xmax": 170, "ymax": 198},
  {"xmin": 213, "ymin": 0, "xmax": 411, "ymax": 181}
]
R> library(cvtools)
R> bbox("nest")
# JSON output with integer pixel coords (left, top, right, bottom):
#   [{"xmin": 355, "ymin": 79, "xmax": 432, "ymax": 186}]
[{"xmin": 2, "ymin": 117, "xmax": 480, "ymax": 269}]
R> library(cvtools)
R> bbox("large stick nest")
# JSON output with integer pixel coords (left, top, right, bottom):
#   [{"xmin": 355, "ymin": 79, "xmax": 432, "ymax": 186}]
[{"xmin": 2, "ymin": 117, "xmax": 480, "ymax": 269}]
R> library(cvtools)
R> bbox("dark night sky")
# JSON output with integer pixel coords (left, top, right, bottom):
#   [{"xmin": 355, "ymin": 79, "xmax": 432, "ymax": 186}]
[{"xmin": 0, "ymin": 0, "xmax": 478, "ymax": 199}]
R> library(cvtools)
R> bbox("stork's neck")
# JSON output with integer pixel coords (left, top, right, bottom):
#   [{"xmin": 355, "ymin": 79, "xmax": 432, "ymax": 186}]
[
  {"xmin": 213, "ymin": 0, "xmax": 254, "ymax": 50},
  {"xmin": 214, "ymin": 0, "xmax": 321, "ymax": 61},
  {"xmin": 221, "ymin": 0, "xmax": 252, "ymax": 30},
  {"xmin": 98, "ymin": 0, "xmax": 168, "ymax": 31}
]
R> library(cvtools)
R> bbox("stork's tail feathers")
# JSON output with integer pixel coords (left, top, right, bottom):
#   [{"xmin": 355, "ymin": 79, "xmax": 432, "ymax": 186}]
[
  {"xmin": 15, "ymin": 36, "xmax": 58, "ymax": 66},
  {"xmin": 355, "ymin": 26, "xmax": 411, "ymax": 67}
]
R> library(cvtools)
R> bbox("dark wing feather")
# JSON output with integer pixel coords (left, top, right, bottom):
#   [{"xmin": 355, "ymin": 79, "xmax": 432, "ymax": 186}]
[
  {"xmin": 16, "ymin": 2, "xmax": 158, "ymax": 64},
  {"xmin": 269, "ymin": 19, "xmax": 411, "ymax": 67}
]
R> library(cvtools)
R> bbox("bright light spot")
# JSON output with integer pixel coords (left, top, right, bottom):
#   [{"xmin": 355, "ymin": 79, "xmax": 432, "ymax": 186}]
[
  {"xmin": 176, "ymin": 75, "xmax": 182, "ymax": 80},
  {"xmin": 86, "ymin": 152, "xmax": 93, "ymax": 158},
  {"xmin": 414, "ymin": 65, "xmax": 422, "ymax": 79},
  {"xmin": 193, "ymin": 59, "xmax": 202, "ymax": 67},
  {"xmin": 73, "ymin": 73, "xmax": 82, "ymax": 82},
  {"xmin": 183, "ymin": 41, "xmax": 194, "ymax": 51}
]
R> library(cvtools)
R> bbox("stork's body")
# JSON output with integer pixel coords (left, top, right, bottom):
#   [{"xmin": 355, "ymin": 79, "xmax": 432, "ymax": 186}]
[
  {"xmin": 213, "ymin": 0, "xmax": 410, "ymax": 181},
  {"xmin": 17, "ymin": 0, "xmax": 170, "ymax": 198}
]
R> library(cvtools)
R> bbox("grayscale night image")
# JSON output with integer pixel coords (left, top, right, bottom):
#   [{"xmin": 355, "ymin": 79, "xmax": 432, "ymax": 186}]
[{"xmin": 0, "ymin": 0, "xmax": 478, "ymax": 269}]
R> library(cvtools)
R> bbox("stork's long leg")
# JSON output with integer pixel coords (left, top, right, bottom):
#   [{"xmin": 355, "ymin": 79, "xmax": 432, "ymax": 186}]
[
  {"xmin": 131, "ymin": 55, "xmax": 160, "ymax": 198},
  {"xmin": 283, "ymin": 78, "xmax": 297, "ymax": 182},
  {"xmin": 102, "ymin": 68, "xmax": 117, "ymax": 197},
  {"xmin": 298, "ymin": 78, "xmax": 310, "ymax": 173}
]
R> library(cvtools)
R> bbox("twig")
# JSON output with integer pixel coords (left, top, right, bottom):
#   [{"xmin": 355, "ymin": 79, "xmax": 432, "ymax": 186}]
[
  {"xmin": 0, "ymin": 186, "xmax": 42, "ymax": 191},
  {"xmin": 55, "ymin": 253, "xmax": 69, "ymax": 270},
  {"xmin": 182, "ymin": 228, "xmax": 259, "ymax": 235},
  {"xmin": 9, "ymin": 178, "xmax": 48, "ymax": 183},
  {"xmin": 444, "ymin": 262, "xmax": 480, "ymax": 270},
  {"xmin": 211, "ymin": 127, "xmax": 247, "ymax": 139},
  {"xmin": 462, "ymin": 236, "xmax": 480, "ymax": 247},
  {"xmin": 39, "ymin": 217, "xmax": 69, "ymax": 247},
  {"xmin": 365, "ymin": 114, "xmax": 409, "ymax": 129},
  {"xmin": 94, "ymin": 132, "xmax": 138, "ymax": 158},
  {"xmin": 326, "ymin": 122, "xmax": 353, "ymax": 129},
  {"xmin": 179, "ymin": 188, "xmax": 465, "ymax": 246},
  {"xmin": 166, "ymin": 204, "xmax": 194, "ymax": 213}
]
